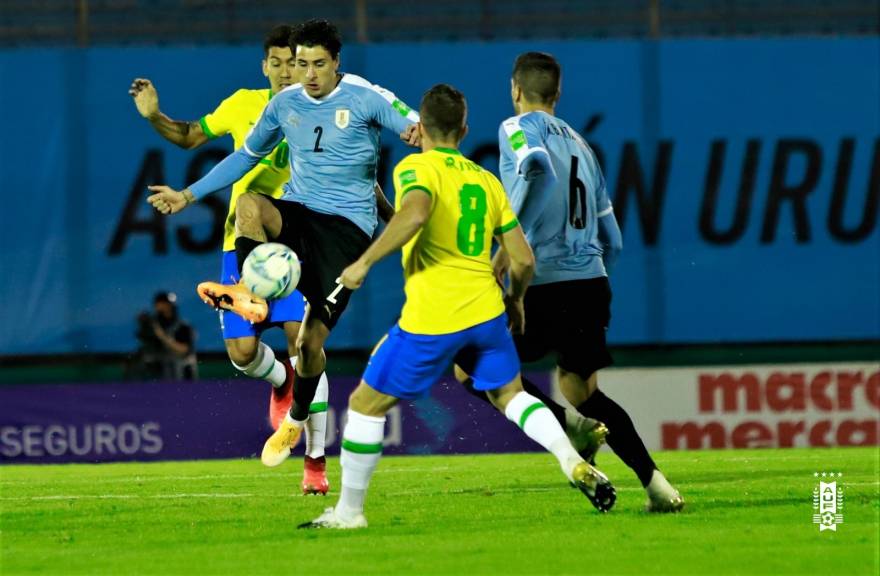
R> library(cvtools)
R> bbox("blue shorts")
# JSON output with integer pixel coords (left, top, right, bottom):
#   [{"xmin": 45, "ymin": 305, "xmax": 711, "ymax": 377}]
[
  {"xmin": 363, "ymin": 313, "xmax": 520, "ymax": 400},
  {"xmin": 219, "ymin": 251, "xmax": 307, "ymax": 340}
]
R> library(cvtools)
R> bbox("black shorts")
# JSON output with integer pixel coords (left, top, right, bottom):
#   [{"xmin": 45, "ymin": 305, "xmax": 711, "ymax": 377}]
[
  {"xmin": 514, "ymin": 277, "xmax": 614, "ymax": 380},
  {"xmin": 268, "ymin": 198, "xmax": 371, "ymax": 330}
]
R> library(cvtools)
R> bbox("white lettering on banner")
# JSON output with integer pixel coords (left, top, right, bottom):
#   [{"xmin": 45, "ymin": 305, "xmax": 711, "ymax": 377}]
[
  {"xmin": 0, "ymin": 422, "xmax": 164, "ymax": 459},
  {"xmin": 574, "ymin": 363, "xmax": 880, "ymax": 451}
]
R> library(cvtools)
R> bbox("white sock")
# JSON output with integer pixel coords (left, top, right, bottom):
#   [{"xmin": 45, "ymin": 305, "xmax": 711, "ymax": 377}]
[
  {"xmin": 505, "ymin": 391, "xmax": 583, "ymax": 481},
  {"xmin": 647, "ymin": 469, "xmax": 678, "ymax": 498},
  {"xmin": 304, "ymin": 371, "xmax": 329, "ymax": 459},
  {"xmin": 232, "ymin": 341, "xmax": 286, "ymax": 387},
  {"xmin": 336, "ymin": 410, "xmax": 385, "ymax": 519}
]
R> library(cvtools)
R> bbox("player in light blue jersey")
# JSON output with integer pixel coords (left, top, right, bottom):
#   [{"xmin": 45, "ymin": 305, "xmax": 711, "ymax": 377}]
[
  {"xmin": 463, "ymin": 52, "xmax": 683, "ymax": 512},
  {"xmin": 146, "ymin": 20, "xmax": 420, "ymax": 451}
]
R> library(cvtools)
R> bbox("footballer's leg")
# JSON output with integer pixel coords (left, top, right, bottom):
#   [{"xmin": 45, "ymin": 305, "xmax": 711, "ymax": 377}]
[
  {"xmin": 284, "ymin": 320, "xmax": 330, "ymax": 496},
  {"xmin": 561, "ymin": 368, "xmax": 684, "ymax": 513},
  {"xmin": 299, "ymin": 380, "xmax": 396, "ymax": 529},
  {"xmin": 198, "ymin": 193, "xmax": 284, "ymax": 323},
  {"xmin": 460, "ymin": 315, "xmax": 615, "ymax": 512},
  {"xmin": 226, "ymin": 334, "xmax": 295, "ymax": 429},
  {"xmin": 484, "ymin": 376, "xmax": 615, "ymax": 513},
  {"xmin": 456, "ymin": 367, "xmax": 607, "ymax": 463}
]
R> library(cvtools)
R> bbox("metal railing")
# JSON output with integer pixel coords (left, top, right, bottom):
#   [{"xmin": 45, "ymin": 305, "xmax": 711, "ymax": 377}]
[{"xmin": 1, "ymin": 0, "xmax": 877, "ymax": 46}]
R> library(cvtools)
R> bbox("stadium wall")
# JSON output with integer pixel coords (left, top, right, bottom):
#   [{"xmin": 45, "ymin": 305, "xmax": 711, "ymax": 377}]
[
  {"xmin": 2, "ymin": 363, "xmax": 876, "ymax": 463},
  {"xmin": 0, "ymin": 38, "xmax": 878, "ymax": 355}
]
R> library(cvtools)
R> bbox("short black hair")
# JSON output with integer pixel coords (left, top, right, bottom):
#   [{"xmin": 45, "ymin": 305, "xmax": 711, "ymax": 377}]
[
  {"xmin": 153, "ymin": 291, "xmax": 177, "ymax": 305},
  {"xmin": 290, "ymin": 19, "xmax": 342, "ymax": 60},
  {"xmin": 420, "ymin": 84, "xmax": 467, "ymax": 142},
  {"xmin": 512, "ymin": 52, "xmax": 561, "ymax": 105},
  {"xmin": 263, "ymin": 24, "xmax": 294, "ymax": 56}
]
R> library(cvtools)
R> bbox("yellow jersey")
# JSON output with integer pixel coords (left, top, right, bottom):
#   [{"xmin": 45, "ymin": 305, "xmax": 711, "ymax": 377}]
[
  {"xmin": 393, "ymin": 147, "xmax": 519, "ymax": 335},
  {"xmin": 200, "ymin": 89, "xmax": 289, "ymax": 251}
]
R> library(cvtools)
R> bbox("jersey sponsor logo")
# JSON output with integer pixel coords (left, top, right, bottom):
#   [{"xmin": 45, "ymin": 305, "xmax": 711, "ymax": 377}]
[
  {"xmin": 392, "ymin": 99, "xmax": 411, "ymax": 117},
  {"xmin": 509, "ymin": 130, "xmax": 526, "ymax": 151},
  {"xmin": 398, "ymin": 169, "xmax": 417, "ymax": 186},
  {"xmin": 285, "ymin": 113, "xmax": 300, "ymax": 127},
  {"xmin": 335, "ymin": 109, "xmax": 350, "ymax": 129}
]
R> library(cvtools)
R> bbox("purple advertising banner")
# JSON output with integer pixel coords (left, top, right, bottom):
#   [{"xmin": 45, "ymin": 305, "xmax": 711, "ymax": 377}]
[{"xmin": 0, "ymin": 375, "xmax": 547, "ymax": 464}]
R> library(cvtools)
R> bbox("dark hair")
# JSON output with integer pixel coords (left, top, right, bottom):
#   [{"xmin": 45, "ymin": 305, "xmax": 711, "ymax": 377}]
[
  {"xmin": 263, "ymin": 24, "xmax": 294, "ymax": 56},
  {"xmin": 512, "ymin": 52, "xmax": 561, "ymax": 105},
  {"xmin": 154, "ymin": 291, "xmax": 177, "ymax": 305},
  {"xmin": 420, "ymin": 84, "xmax": 467, "ymax": 141},
  {"xmin": 289, "ymin": 19, "xmax": 342, "ymax": 59}
]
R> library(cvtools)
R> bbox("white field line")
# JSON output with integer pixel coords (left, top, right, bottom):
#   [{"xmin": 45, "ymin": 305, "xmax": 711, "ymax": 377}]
[
  {"xmin": 1, "ymin": 493, "xmax": 255, "ymax": 501},
  {"xmin": 0, "ymin": 466, "xmax": 455, "ymax": 486},
  {"xmin": 0, "ymin": 484, "xmax": 646, "ymax": 502}
]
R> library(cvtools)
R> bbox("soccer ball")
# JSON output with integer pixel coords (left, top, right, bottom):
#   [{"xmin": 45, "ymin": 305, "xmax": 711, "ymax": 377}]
[{"xmin": 241, "ymin": 242, "xmax": 301, "ymax": 300}]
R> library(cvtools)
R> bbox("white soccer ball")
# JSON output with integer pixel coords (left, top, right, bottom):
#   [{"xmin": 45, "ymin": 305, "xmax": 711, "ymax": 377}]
[{"xmin": 241, "ymin": 242, "xmax": 301, "ymax": 300}]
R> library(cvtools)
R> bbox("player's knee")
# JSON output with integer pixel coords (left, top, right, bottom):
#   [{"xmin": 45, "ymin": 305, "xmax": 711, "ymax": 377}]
[
  {"xmin": 295, "ymin": 334, "xmax": 319, "ymax": 363},
  {"xmin": 486, "ymin": 379, "xmax": 522, "ymax": 411},
  {"xmin": 235, "ymin": 194, "xmax": 263, "ymax": 233},
  {"xmin": 226, "ymin": 340, "xmax": 257, "ymax": 367}
]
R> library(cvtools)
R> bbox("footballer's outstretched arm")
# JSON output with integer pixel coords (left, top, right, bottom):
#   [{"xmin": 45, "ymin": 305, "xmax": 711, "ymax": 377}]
[
  {"xmin": 129, "ymin": 78, "xmax": 209, "ymax": 150},
  {"xmin": 340, "ymin": 188, "xmax": 432, "ymax": 290},
  {"xmin": 146, "ymin": 97, "xmax": 285, "ymax": 215},
  {"xmin": 147, "ymin": 148, "xmax": 261, "ymax": 214}
]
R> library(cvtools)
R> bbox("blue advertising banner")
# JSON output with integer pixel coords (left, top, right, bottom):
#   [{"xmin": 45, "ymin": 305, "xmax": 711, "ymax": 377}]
[
  {"xmin": 1, "ymin": 38, "xmax": 877, "ymax": 354},
  {"xmin": 0, "ymin": 374, "xmax": 545, "ymax": 464}
]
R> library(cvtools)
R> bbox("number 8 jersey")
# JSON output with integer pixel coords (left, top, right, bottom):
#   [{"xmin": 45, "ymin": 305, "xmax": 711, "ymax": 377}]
[
  {"xmin": 392, "ymin": 147, "xmax": 519, "ymax": 335},
  {"xmin": 499, "ymin": 111, "xmax": 613, "ymax": 285}
]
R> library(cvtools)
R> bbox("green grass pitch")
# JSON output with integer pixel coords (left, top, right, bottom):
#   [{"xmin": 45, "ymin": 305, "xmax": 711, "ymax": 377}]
[{"xmin": 2, "ymin": 447, "xmax": 878, "ymax": 575}]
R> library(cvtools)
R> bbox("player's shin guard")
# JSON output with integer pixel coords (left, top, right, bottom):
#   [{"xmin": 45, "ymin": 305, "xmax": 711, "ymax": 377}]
[
  {"xmin": 337, "ymin": 410, "xmax": 385, "ymax": 519},
  {"xmin": 504, "ymin": 391, "xmax": 581, "ymax": 481},
  {"xmin": 577, "ymin": 389, "xmax": 657, "ymax": 487},
  {"xmin": 304, "ymin": 372, "xmax": 330, "ymax": 459},
  {"xmin": 234, "ymin": 236, "xmax": 263, "ymax": 275},
  {"xmin": 290, "ymin": 371, "xmax": 322, "ymax": 421},
  {"xmin": 231, "ymin": 341, "xmax": 286, "ymax": 388}
]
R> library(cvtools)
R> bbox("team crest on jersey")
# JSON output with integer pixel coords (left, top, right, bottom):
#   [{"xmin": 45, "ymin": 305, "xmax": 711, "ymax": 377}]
[{"xmin": 335, "ymin": 109, "xmax": 350, "ymax": 129}]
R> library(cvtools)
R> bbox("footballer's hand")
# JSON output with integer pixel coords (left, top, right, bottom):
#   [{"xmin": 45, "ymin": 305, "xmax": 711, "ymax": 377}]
[
  {"xmin": 400, "ymin": 123, "xmax": 420, "ymax": 147},
  {"xmin": 503, "ymin": 294, "xmax": 526, "ymax": 335},
  {"xmin": 340, "ymin": 260, "xmax": 370, "ymax": 290},
  {"xmin": 492, "ymin": 249, "xmax": 511, "ymax": 287},
  {"xmin": 147, "ymin": 185, "xmax": 190, "ymax": 215},
  {"xmin": 130, "ymin": 78, "xmax": 159, "ymax": 119}
]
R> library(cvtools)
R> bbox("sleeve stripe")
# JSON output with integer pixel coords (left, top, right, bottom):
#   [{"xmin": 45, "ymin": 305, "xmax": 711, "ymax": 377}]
[
  {"xmin": 342, "ymin": 74, "xmax": 420, "ymax": 122},
  {"xmin": 598, "ymin": 205, "xmax": 614, "ymax": 218},
  {"xmin": 401, "ymin": 185, "xmax": 432, "ymax": 198},
  {"xmin": 242, "ymin": 142, "xmax": 261, "ymax": 158},
  {"xmin": 501, "ymin": 115, "xmax": 549, "ymax": 175},
  {"xmin": 199, "ymin": 116, "xmax": 217, "ymax": 140},
  {"xmin": 494, "ymin": 218, "xmax": 519, "ymax": 235}
]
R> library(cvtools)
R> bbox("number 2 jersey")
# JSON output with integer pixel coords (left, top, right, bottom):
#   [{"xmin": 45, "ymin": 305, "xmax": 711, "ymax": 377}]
[
  {"xmin": 200, "ymin": 88, "xmax": 289, "ymax": 252},
  {"xmin": 392, "ymin": 148, "xmax": 519, "ymax": 335},
  {"xmin": 244, "ymin": 74, "xmax": 419, "ymax": 238},
  {"xmin": 498, "ymin": 111, "xmax": 613, "ymax": 285}
]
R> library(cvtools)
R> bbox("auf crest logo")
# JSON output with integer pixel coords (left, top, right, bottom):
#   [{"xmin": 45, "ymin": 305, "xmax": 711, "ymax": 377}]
[{"xmin": 812, "ymin": 472, "xmax": 844, "ymax": 532}]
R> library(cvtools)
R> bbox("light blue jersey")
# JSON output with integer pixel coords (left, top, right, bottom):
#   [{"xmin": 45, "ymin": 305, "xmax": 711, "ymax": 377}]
[
  {"xmin": 190, "ymin": 74, "xmax": 419, "ymax": 237},
  {"xmin": 498, "ymin": 111, "xmax": 614, "ymax": 285},
  {"xmin": 245, "ymin": 74, "xmax": 419, "ymax": 236}
]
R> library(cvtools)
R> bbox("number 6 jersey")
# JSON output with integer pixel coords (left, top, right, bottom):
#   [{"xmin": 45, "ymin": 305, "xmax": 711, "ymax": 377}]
[
  {"xmin": 499, "ymin": 111, "xmax": 613, "ymax": 285},
  {"xmin": 392, "ymin": 147, "xmax": 519, "ymax": 335}
]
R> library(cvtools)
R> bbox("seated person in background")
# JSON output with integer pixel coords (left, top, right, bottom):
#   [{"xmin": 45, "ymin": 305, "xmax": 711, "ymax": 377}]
[{"xmin": 127, "ymin": 292, "xmax": 198, "ymax": 381}]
